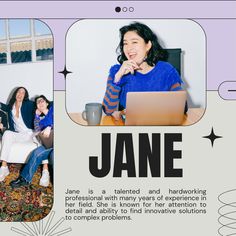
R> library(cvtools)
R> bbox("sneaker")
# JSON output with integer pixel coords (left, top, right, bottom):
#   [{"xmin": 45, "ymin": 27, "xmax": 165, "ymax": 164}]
[
  {"xmin": 0, "ymin": 166, "xmax": 9, "ymax": 182},
  {"xmin": 39, "ymin": 169, "xmax": 50, "ymax": 187},
  {"xmin": 10, "ymin": 176, "xmax": 30, "ymax": 188}
]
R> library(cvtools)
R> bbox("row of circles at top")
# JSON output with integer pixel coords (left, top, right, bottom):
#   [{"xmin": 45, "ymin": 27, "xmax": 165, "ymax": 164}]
[{"xmin": 115, "ymin": 7, "xmax": 135, "ymax": 13}]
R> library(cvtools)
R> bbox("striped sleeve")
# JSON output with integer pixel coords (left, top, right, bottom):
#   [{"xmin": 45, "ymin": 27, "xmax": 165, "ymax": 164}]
[
  {"xmin": 167, "ymin": 67, "xmax": 184, "ymax": 91},
  {"xmin": 102, "ymin": 77, "xmax": 121, "ymax": 115},
  {"xmin": 171, "ymin": 83, "xmax": 183, "ymax": 91},
  {"xmin": 34, "ymin": 114, "xmax": 41, "ymax": 132}
]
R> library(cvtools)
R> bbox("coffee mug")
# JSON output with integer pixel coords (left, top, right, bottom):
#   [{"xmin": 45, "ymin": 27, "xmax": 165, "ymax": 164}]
[{"xmin": 82, "ymin": 103, "xmax": 103, "ymax": 125}]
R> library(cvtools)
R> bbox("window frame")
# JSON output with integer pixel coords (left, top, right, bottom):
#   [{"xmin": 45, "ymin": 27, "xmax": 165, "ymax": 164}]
[{"xmin": 0, "ymin": 19, "xmax": 53, "ymax": 65}]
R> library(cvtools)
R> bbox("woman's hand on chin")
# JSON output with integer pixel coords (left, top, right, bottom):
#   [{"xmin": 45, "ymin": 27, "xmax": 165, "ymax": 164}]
[
  {"xmin": 35, "ymin": 109, "xmax": 42, "ymax": 116},
  {"xmin": 114, "ymin": 60, "xmax": 140, "ymax": 83}
]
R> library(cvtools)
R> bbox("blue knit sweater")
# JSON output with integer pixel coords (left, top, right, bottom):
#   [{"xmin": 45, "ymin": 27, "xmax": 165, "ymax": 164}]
[
  {"xmin": 34, "ymin": 105, "xmax": 54, "ymax": 132},
  {"xmin": 103, "ymin": 61, "xmax": 183, "ymax": 115}
]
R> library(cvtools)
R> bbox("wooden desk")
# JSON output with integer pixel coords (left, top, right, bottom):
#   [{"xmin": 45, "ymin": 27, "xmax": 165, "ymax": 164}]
[{"xmin": 69, "ymin": 108, "xmax": 204, "ymax": 126}]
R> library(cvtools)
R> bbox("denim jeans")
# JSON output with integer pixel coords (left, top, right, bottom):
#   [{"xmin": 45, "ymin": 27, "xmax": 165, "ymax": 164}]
[{"xmin": 21, "ymin": 145, "xmax": 53, "ymax": 183}]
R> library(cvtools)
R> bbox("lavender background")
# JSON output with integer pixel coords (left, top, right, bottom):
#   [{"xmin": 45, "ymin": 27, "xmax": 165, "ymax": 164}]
[
  {"xmin": 1, "ymin": 1, "xmax": 236, "ymax": 99},
  {"xmin": 0, "ymin": 1, "xmax": 235, "ymax": 231}
]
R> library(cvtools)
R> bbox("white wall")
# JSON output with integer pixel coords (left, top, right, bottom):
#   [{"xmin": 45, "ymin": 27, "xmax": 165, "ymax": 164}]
[
  {"xmin": 66, "ymin": 19, "xmax": 206, "ymax": 113},
  {"xmin": 0, "ymin": 61, "xmax": 53, "ymax": 103}
]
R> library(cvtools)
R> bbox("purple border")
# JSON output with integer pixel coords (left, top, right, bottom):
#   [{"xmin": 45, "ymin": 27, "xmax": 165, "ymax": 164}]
[{"xmin": 0, "ymin": 1, "xmax": 235, "ymax": 92}]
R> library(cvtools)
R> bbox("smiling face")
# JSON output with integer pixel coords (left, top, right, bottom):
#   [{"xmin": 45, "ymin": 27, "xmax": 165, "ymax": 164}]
[
  {"xmin": 36, "ymin": 97, "xmax": 48, "ymax": 112},
  {"xmin": 123, "ymin": 31, "xmax": 152, "ymax": 65},
  {"xmin": 15, "ymin": 88, "xmax": 26, "ymax": 103}
]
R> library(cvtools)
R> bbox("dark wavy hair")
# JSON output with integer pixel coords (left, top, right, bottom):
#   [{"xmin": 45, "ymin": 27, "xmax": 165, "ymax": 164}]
[
  {"xmin": 117, "ymin": 22, "xmax": 167, "ymax": 66},
  {"xmin": 9, "ymin": 87, "xmax": 29, "ymax": 109},
  {"xmin": 35, "ymin": 95, "xmax": 51, "ymax": 109}
]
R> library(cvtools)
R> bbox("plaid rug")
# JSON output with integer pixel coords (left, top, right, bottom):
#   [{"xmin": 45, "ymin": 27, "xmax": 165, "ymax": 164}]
[{"xmin": 0, "ymin": 163, "xmax": 53, "ymax": 222}]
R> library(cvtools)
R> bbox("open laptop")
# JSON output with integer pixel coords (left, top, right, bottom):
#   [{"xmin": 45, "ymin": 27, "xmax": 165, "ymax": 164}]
[{"xmin": 125, "ymin": 91, "xmax": 187, "ymax": 126}]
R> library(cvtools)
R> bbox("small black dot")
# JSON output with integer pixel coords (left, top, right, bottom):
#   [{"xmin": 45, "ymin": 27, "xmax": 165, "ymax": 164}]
[{"xmin": 115, "ymin": 7, "xmax": 121, "ymax": 12}]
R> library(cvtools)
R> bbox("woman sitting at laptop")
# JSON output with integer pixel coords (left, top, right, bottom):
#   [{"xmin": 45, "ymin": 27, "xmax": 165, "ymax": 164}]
[{"xmin": 102, "ymin": 22, "xmax": 185, "ymax": 120}]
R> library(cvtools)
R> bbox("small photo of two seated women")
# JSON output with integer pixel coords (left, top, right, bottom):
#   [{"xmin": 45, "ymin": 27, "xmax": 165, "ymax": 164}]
[{"xmin": 0, "ymin": 86, "xmax": 53, "ymax": 188}]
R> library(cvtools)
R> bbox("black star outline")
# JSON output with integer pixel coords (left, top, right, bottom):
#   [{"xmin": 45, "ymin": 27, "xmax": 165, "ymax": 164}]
[
  {"xmin": 203, "ymin": 127, "xmax": 222, "ymax": 147},
  {"xmin": 59, "ymin": 65, "xmax": 72, "ymax": 79}
]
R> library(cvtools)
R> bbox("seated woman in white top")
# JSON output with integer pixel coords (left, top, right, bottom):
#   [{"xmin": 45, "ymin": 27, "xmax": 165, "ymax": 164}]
[{"xmin": 0, "ymin": 87, "xmax": 34, "ymax": 182}]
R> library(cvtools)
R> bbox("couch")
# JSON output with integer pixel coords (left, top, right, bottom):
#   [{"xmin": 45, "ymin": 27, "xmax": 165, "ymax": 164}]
[
  {"xmin": 0, "ymin": 108, "xmax": 48, "ymax": 164},
  {"xmin": 0, "ymin": 138, "xmax": 38, "ymax": 163}
]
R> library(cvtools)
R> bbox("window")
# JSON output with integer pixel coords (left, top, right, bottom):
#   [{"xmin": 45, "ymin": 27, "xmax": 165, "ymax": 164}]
[
  {"xmin": 11, "ymin": 41, "xmax": 32, "ymax": 63},
  {"xmin": 0, "ymin": 20, "xmax": 6, "ymax": 40},
  {"xmin": 0, "ymin": 19, "xmax": 53, "ymax": 65},
  {"xmin": 35, "ymin": 20, "xmax": 52, "ymax": 36},
  {"xmin": 0, "ymin": 44, "xmax": 7, "ymax": 64},
  {"xmin": 9, "ymin": 19, "xmax": 31, "ymax": 39},
  {"xmin": 36, "ymin": 38, "xmax": 53, "ymax": 61}
]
